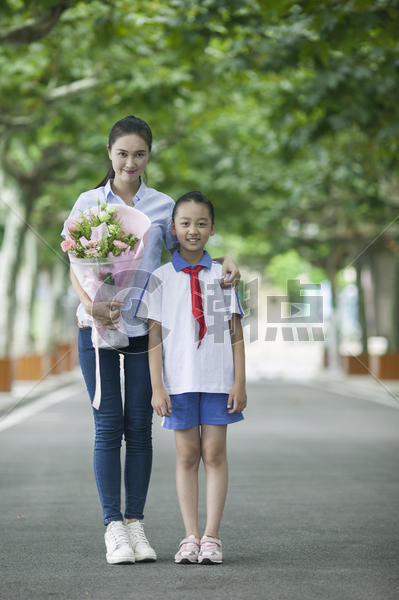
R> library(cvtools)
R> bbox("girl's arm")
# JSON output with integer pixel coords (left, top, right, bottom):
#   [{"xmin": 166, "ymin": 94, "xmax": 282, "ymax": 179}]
[
  {"xmin": 227, "ymin": 313, "xmax": 247, "ymax": 413},
  {"xmin": 213, "ymin": 256, "xmax": 241, "ymax": 288},
  {"xmin": 148, "ymin": 319, "xmax": 172, "ymax": 417},
  {"xmin": 70, "ymin": 266, "xmax": 122, "ymax": 328}
]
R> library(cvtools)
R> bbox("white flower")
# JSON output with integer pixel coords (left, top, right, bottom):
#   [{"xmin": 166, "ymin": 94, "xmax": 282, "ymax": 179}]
[
  {"xmin": 98, "ymin": 210, "xmax": 109, "ymax": 222},
  {"xmin": 106, "ymin": 205, "xmax": 118, "ymax": 214}
]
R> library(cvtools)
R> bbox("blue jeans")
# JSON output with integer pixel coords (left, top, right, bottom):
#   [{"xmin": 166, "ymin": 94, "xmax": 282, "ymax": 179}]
[{"xmin": 78, "ymin": 328, "xmax": 153, "ymax": 525}]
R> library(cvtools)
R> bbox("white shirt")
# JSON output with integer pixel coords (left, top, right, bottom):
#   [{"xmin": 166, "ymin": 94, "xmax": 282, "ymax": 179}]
[
  {"xmin": 61, "ymin": 179, "xmax": 176, "ymax": 337},
  {"xmin": 138, "ymin": 250, "xmax": 244, "ymax": 395}
]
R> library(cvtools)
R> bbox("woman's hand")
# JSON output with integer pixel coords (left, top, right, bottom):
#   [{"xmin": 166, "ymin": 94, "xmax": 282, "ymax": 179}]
[
  {"xmin": 220, "ymin": 256, "xmax": 241, "ymax": 289},
  {"xmin": 151, "ymin": 386, "xmax": 172, "ymax": 417},
  {"xmin": 85, "ymin": 301, "xmax": 123, "ymax": 329}
]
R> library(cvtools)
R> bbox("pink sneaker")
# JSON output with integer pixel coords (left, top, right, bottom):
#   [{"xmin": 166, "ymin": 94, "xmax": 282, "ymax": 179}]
[
  {"xmin": 198, "ymin": 536, "xmax": 223, "ymax": 564},
  {"xmin": 174, "ymin": 535, "xmax": 200, "ymax": 564}
]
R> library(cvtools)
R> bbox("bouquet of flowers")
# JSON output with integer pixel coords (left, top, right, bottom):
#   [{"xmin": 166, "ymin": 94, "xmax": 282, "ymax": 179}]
[
  {"xmin": 61, "ymin": 201, "xmax": 141, "ymax": 259},
  {"xmin": 61, "ymin": 200, "xmax": 151, "ymax": 409}
]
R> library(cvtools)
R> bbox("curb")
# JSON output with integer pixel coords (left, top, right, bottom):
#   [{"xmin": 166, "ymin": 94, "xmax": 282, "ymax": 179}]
[{"xmin": 306, "ymin": 371, "xmax": 399, "ymax": 409}]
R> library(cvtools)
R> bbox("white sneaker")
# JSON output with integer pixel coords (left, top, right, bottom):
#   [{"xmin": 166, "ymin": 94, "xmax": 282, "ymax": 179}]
[
  {"xmin": 126, "ymin": 520, "xmax": 157, "ymax": 562},
  {"xmin": 105, "ymin": 521, "xmax": 135, "ymax": 564}
]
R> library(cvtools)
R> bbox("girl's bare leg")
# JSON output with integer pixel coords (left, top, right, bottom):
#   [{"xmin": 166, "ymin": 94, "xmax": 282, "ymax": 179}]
[
  {"xmin": 174, "ymin": 426, "xmax": 201, "ymax": 539},
  {"xmin": 201, "ymin": 424, "xmax": 228, "ymax": 539}
]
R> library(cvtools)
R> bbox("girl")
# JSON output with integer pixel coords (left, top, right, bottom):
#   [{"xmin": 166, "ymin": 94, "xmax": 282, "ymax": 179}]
[
  {"xmin": 61, "ymin": 117, "xmax": 240, "ymax": 565},
  {"xmin": 142, "ymin": 191, "xmax": 247, "ymax": 565}
]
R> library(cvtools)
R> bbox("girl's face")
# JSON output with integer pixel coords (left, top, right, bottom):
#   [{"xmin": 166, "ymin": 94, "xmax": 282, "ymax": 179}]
[
  {"xmin": 107, "ymin": 134, "xmax": 150, "ymax": 186},
  {"xmin": 171, "ymin": 201, "xmax": 214, "ymax": 255}
]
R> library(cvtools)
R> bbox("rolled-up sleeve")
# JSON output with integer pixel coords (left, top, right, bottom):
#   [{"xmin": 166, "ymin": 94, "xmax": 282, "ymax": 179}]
[
  {"xmin": 61, "ymin": 194, "xmax": 85, "ymax": 238},
  {"xmin": 223, "ymin": 287, "xmax": 244, "ymax": 319}
]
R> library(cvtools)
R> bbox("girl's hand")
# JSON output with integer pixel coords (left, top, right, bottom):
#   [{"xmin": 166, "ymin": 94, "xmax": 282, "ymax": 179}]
[
  {"xmin": 151, "ymin": 387, "xmax": 172, "ymax": 417},
  {"xmin": 220, "ymin": 256, "xmax": 241, "ymax": 289},
  {"xmin": 86, "ymin": 301, "xmax": 123, "ymax": 329},
  {"xmin": 227, "ymin": 382, "xmax": 247, "ymax": 414}
]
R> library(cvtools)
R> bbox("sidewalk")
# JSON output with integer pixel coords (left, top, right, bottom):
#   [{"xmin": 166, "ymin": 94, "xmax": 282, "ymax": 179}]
[
  {"xmin": 310, "ymin": 369, "xmax": 399, "ymax": 409},
  {"xmin": 0, "ymin": 368, "xmax": 82, "ymax": 419}
]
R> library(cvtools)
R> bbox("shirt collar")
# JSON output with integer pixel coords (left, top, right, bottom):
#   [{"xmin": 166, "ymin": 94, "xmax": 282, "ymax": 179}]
[
  {"xmin": 104, "ymin": 178, "xmax": 147, "ymax": 204},
  {"xmin": 172, "ymin": 250, "xmax": 212, "ymax": 272}
]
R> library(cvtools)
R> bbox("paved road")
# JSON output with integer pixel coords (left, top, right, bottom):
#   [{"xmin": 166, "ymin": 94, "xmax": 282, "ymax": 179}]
[{"xmin": 1, "ymin": 381, "xmax": 398, "ymax": 600}]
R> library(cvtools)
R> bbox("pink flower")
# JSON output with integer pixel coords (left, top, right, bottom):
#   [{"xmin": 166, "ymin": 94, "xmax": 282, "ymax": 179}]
[
  {"xmin": 65, "ymin": 219, "xmax": 78, "ymax": 233},
  {"xmin": 113, "ymin": 240, "xmax": 128, "ymax": 249},
  {"xmin": 88, "ymin": 239, "xmax": 99, "ymax": 247},
  {"xmin": 86, "ymin": 248, "xmax": 98, "ymax": 256},
  {"xmin": 60, "ymin": 239, "xmax": 76, "ymax": 252}
]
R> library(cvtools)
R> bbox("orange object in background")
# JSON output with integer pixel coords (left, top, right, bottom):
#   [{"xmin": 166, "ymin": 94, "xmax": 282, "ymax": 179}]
[
  {"xmin": 56, "ymin": 343, "xmax": 74, "ymax": 372},
  {"xmin": 0, "ymin": 358, "xmax": 13, "ymax": 391},
  {"xmin": 341, "ymin": 354, "xmax": 370, "ymax": 375},
  {"xmin": 15, "ymin": 354, "xmax": 51, "ymax": 380},
  {"xmin": 369, "ymin": 354, "xmax": 399, "ymax": 379}
]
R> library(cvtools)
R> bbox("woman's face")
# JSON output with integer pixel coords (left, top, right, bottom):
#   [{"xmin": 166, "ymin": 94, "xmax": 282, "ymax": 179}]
[{"xmin": 107, "ymin": 134, "xmax": 150, "ymax": 186}]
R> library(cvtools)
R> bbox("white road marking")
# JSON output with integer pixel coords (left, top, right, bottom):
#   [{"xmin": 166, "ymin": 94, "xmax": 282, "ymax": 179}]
[{"xmin": 0, "ymin": 384, "xmax": 84, "ymax": 432}]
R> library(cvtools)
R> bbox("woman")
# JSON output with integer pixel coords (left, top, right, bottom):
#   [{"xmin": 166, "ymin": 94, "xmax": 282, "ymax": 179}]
[{"xmin": 62, "ymin": 115, "xmax": 240, "ymax": 565}]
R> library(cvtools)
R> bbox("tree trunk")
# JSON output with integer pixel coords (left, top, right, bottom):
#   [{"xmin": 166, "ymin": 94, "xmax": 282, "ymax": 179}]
[
  {"xmin": 42, "ymin": 261, "xmax": 69, "ymax": 353},
  {"xmin": 0, "ymin": 183, "xmax": 25, "ymax": 357},
  {"xmin": 326, "ymin": 268, "xmax": 341, "ymax": 369},
  {"xmin": 369, "ymin": 253, "xmax": 380, "ymax": 336},
  {"xmin": 15, "ymin": 230, "xmax": 39, "ymax": 354},
  {"xmin": 355, "ymin": 259, "xmax": 368, "ymax": 354},
  {"xmin": 391, "ymin": 259, "xmax": 399, "ymax": 353},
  {"xmin": 0, "ymin": 170, "xmax": 39, "ymax": 357}
]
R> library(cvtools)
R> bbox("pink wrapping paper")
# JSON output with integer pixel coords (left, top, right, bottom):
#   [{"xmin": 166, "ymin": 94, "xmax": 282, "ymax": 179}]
[{"xmin": 66, "ymin": 204, "xmax": 151, "ymax": 409}]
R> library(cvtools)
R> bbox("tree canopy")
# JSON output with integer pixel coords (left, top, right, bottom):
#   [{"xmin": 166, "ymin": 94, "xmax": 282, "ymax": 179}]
[{"xmin": 1, "ymin": 0, "xmax": 399, "ymax": 272}]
